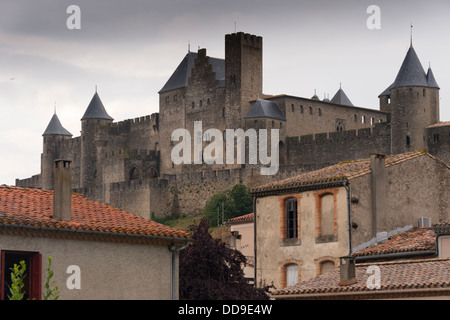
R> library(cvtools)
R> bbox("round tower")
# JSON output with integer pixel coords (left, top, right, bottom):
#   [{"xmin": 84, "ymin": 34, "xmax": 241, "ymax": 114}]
[
  {"xmin": 379, "ymin": 44, "xmax": 440, "ymax": 155},
  {"xmin": 42, "ymin": 113, "xmax": 72, "ymax": 190},
  {"xmin": 80, "ymin": 90, "xmax": 113, "ymax": 188}
]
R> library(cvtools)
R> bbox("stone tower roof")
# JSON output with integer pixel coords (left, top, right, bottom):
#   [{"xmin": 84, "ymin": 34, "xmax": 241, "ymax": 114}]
[
  {"xmin": 81, "ymin": 92, "xmax": 114, "ymax": 121},
  {"xmin": 330, "ymin": 87, "xmax": 354, "ymax": 106},
  {"xmin": 158, "ymin": 52, "xmax": 225, "ymax": 93},
  {"xmin": 244, "ymin": 99, "xmax": 287, "ymax": 121},
  {"xmin": 379, "ymin": 46, "xmax": 439, "ymax": 96},
  {"xmin": 43, "ymin": 113, "xmax": 72, "ymax": 136}
]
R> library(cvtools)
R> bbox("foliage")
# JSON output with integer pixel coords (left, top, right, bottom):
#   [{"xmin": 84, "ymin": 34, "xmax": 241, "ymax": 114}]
[
  {"xmin": 8, "ymin": 260, "xmax": 27, "ymax": 300},
  {"xmin": 43, "ymin": 257, "xmax": 60, "ymax": 300},
  {"xmin": 179, "ymin": 218, "xmax": 273, "ymax": 300},
  {"xmin": 203, "ymin": 184, "xmax": 253, "ymax": 227}
]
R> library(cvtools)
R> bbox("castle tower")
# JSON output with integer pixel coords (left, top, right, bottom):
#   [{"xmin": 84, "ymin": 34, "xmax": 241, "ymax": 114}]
[
  {"xmin": 379, "ymin": 44, "xmax": 440, "ymax": 154},
  {"xmin": 42, "ymin": 112, "xmax": 72, "ymax": 190},
  {"xmin": 225, "ymin": 32, "xmax": 263, "ymax": 129},
  {"xmin": 80, "ymin": 91, "xmax": 113, "ymax": 188}
]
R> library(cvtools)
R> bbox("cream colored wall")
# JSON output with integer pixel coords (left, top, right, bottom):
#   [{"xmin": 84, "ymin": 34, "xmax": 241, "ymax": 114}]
[
  {"xmin": 0, "ymin": 233, "xmax": 178, "ymax": 300},
  {"xmin": 255, "ymin": 187, "xmax": 349, "ymax": 289},
  {"xmin": 231, "ymin": 221, "xmax": 254, "ymax": 279}
]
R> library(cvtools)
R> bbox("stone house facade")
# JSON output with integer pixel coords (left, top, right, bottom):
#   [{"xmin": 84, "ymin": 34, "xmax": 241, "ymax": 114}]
[{"xmin": 251, "ymin": 151, "xmax": 450, "ymax": 290}]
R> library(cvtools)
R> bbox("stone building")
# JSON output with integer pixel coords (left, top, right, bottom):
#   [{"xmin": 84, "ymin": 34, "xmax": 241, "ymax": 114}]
[
  {"xmin": 250, "ymin": 151, "xmax": 450, "ymax": 289},
  {"xmin": 15, "ymin": 31, "xmax": 450, "ymax": 220}
]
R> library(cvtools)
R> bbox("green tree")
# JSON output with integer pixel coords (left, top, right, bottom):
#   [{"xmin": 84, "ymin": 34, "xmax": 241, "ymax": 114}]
[
  {"xmin": 43, "ymin": 257, "xmax": 60, "ymax": 300},
  {"xmin": 8, "ymin": 260, "xmax": 27, "ymax": 300},
  {"xmin": 203, "ymin": 184, "xmax": 253, "ymax": 227}
]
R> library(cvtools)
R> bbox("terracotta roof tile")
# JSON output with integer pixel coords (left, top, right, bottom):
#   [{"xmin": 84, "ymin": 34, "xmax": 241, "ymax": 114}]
[
  {"xmin": 253, "ymin": 151, "xmax": 431, "ymax": 194},
  {"xmin": 427, "ymin": 121, "xmax": 450, "ymax": 128},
  {"xmin": 273, "ymin": 259, "xmax": 450, "ymax": 297},
  {"xmin": 0, "ymin": 186, "xmax": 190, "ymax": 240},
  {"xmin": 228, "ymin": 213, "xmax": 254, "ymax": 224},
  {"xmin": 353, "ymin": 228, "xmax": 437, "ymax": 257}
]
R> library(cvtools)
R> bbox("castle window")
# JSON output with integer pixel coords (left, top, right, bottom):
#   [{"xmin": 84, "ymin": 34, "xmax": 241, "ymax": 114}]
[
  {"xmin": 223, "ymin": 108, "xmax": 226, "ymax": 117},
  {"xmin": 318, "ymin": 108, "xmax": 322, "ymax": 116},
  {"xmin": 409, "ymin": 88, "xmax": 413, "ymax": 98},
  {"xmin": 272, "ymin": 120, "xmax": 275, "ymax": 127},
  {"xmin": 362, "ymin": 116, "xmax": 366, "ymax": 124},
  {"xmin": 129, "ymin": 167, "xmax": 140, "ymax": 180},
  {"xmin": 309, "ymin": 107, "xmax": 313, "ymax": 115},
  {"xmin": 300, "ymin": 105, "xmax": 304, "ymax": 114},
  {"xmin": 165, "ymin": 96, "xmax": 170, "ymax": 103},
  {"xmin": 207, "ymin": 98, "xmax": 211, "ymax": 105},
  {"xmin": 354, "ymin": 114, "xmax": 358, "ymax": 123},
  {"xmin": 434, "ymin": 134, "xmax": 440, "ymax": 143},
  {"xmin": 200, "ymin": 100, "xmax": 203, "ymax": 107},
  {"xmin": 370, "ymin": 117, "xmax": 375, "ymax": 125},
  {"xmin": 192, "ymin": 101, "xmax": 195, "ymax": 108},
  {"xmin": 291, "ymin": 104, "xmax": 295, "ymax": 112},
  {"xmin": 423, "ymin": 89, "xmax": 426, "ymax": 97},
  {"xmin": 406, "ymin": 136, "xmax": 411, "ymax": 147},
  {"xmin": 280, "ymin": 122, "xmax": 283, "ymax": 129},
  {"xmin": 174, "ymin": 95, "xmax": 178, "ymax": 102}
]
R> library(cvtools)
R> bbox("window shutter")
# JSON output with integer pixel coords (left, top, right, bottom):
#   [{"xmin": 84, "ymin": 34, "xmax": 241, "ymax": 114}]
[{"xmin": 30, "ymin": 254, "xmax": 42, "ymax": 300}]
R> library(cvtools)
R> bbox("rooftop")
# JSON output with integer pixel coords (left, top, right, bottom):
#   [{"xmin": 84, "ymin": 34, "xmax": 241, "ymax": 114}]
[
  {"xmin": 81, "ymin": 92, "xmax": 114, "ymax": 121},
  {"xmin": 252, "ymin": 151, "xmax": 447, "ymax": 195},
  {"xmin": 244, "ymin": 99, "xmax": 287, "ymax": 121},
  {"xmin": 272, "ymin": 258, "xmax": 450, "ymax": 299},
  {"xmin": 43, "ymin": 113, "xmax": 72, "ymax": 136},
  {"xmin": 0, "ymin": 186, "xmax": 189, "ymax": 241},
  {"xmin": 228, "ymin": 213, "xmax": 254, "ymax": 224},
  {"xmin": 159, "ymin": 51, "xmax": 225, "ymax": 93}
]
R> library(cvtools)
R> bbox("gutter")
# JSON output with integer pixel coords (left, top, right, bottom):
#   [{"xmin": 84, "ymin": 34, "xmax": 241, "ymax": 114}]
[
  {"xmin": 169, "ymin": 242, "xmax": 190, "ymax": 300},
  {"xmin": 344, "ymin": 181, "xmax": 352, "ymax": 255},
  {"xmin": 354, "ymin": 250, "xmax": 436, "ymax": 263}
]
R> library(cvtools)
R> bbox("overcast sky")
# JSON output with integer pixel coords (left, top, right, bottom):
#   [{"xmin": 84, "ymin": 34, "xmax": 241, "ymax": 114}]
[{"xmin": 1, "ymin": 0, "xmax": 449, "ymax": 186}]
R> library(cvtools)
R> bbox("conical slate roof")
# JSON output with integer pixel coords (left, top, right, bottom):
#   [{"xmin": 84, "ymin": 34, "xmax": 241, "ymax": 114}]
[
  {"xmin": 379, "ymin": 46, "xmax": 439, "ymax": 96},
  {"xmin": 427, "ymin": 67, "xmax": 440, "ymax": 89},
  {"xmin": 43, "ymin": 113, "xmax": 72, "ymax": 136},
  {"xmin": 244, "ymin": 99, "xmax": 287, "ymax": 121},
  {"xmin": 81, "ymin": 92, "xmax": 113, "ymax": 121},
  {"xmin": 331, "ymin": 88, "xmax": 354, "ymax": 106},
  {"xmin": 159, "ymin": 52, "xmax": 225, "ymax": 93}
]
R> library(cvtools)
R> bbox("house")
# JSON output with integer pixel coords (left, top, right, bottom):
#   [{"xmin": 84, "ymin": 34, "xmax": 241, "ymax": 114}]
[
  {"xmin": 228, "ymin": 213, "xmax": 255, "ymax": 281},
  {"xmin": 271, "ymin": 224, "xmax": 450, "ymax": 300},
  {"xmin": 0, "ymin": 160, "xmax": 190, "ymax": 300},
  {"xmin": 251, "ymin": 151, "xmax": 450, "ymax": 290}
]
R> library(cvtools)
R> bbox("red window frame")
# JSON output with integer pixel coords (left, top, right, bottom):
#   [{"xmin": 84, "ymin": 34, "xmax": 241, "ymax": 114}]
[{"xmin": 1, "ymin": 251, "xmax": 42, "ymax": 300}]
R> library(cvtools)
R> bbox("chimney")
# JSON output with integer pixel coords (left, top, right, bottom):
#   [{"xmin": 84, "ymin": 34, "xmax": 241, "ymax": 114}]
[
  {"xmin": 339, "ymin": 256, "xmax": 357, "ymax": 286},
  {"xmin": 53, "ymin": 159, "xmax": 72, "ymax": 221},
  {"xmin": 370, "ymin": 154, "xmax": 387, "ymax": 237}
]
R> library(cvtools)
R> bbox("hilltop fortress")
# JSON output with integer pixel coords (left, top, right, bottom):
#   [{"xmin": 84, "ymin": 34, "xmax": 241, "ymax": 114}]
[{"xmin": 16, "ymin": 32, "xmax": 450, "ymax": 219}]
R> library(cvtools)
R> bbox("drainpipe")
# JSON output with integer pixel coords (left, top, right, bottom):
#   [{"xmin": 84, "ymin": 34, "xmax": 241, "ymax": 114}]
[
  {"xmin": 169, "ymin": 242, "xmax": 190, "ymax": 300},
  {"xmin": 344, "ymin": 180, "xmax": 352, "ymax": 255},
  {"xmin": 253, "ymin": 196, "xmax": 257, "ymax": 288}
]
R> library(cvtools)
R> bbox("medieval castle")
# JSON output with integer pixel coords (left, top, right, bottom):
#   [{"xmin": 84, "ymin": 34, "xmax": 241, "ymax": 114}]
[{"xmin": 16, "ymin": 32, "xmax": 450, "ymax": 220}]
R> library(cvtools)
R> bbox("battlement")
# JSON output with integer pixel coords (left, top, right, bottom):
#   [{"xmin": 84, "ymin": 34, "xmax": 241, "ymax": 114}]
[
  {"xmin": 108, "ymin": 113, "xmax": 159, "ymax": 135},
  {"xmin": 226, "ymin": 32, "xmax": 262, "ymax": 48}
]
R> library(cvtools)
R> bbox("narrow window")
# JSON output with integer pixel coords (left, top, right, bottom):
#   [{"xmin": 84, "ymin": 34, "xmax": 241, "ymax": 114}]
[
  {"xmin": 318, "ymin": 108, "xmax": 322, "ymax": 116},
  {"xmin": 286, "ymin": 198, "xmax": 298, "ymax": 239},
  {"xmin": 309, "ymin": 107, "xmax": 313, "ymax": 115},
  {"xmin": 291, "ymin": 104, "xmax": 295, "ymax": 112},
  {"xmin": 406, "ymin": 136, "xmax": 411, "ymax": 146},
  {"xmin": 300, "ymin": 105, "xmax": 304, "ymax": 114},
  {"xmin": 362, "ymin": 115, "xmax": 366, "ymax": 124},
  {"xmin": 354, "ymin": 114, "xmax": 358, "ymax": 123}
]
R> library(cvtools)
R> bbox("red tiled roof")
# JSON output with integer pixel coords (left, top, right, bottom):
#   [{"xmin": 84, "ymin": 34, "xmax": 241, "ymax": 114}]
[
  {"xmin": 273, "ymin": 259, "xmax": 450, "ymax": 298},
  {"xmin": 228, "ymin": 213, "xmax": 254, "ymax": 224},
  {"xmin": 252, "ymin": 151, "xmax": 448, "ymax": 194},
  {"xmin": 427, "ymin": 121, "xmax": 450, "ymax": 128},
  {"xmin": 0, "ymin": 186, "xmax": 190, "ymax": 240},
  {"xmin": 353, "ymin": 228, "xmax": 437, "ymax": 257}
]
